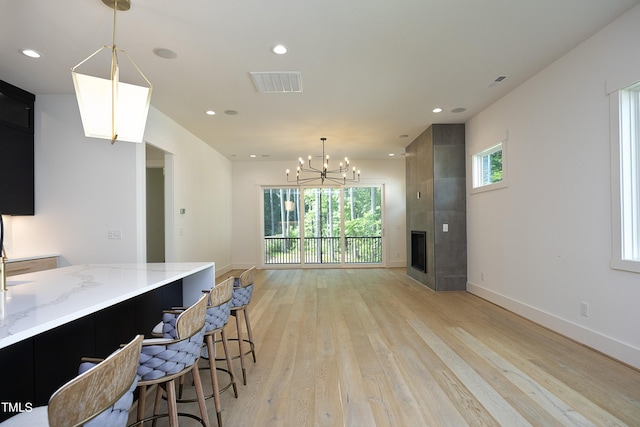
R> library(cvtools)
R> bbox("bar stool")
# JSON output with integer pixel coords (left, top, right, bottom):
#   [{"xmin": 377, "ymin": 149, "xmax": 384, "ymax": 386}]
[
  {"xmin": 132, "ymin": 293, "xmax": 209, "ymax": 427},
  {"xmin": 226, "ymin": 266, "xmax": 257, "ymax": 385},
  {"xmin": 0, "ymin": 334, "xmax": 143, "ymax": 427},
  {"xmin": 157, "ymin": 277, "xmax": 237, "ymax": 427},
  {"xmin": 201, "ymin": 277, "xmax": 237, "ymax": 427}
]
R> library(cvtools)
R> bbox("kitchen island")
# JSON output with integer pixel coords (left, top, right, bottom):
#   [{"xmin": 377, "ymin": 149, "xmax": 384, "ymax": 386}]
[{"xmin": 0, "ymin": 262, "xmax": 215, "ymax": 420}]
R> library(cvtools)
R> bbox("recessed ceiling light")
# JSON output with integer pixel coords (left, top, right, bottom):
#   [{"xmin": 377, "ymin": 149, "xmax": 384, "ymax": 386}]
[
  {"xmin": 433, "ymin": 107, "xmax": 443, "ymax": 113},
  {"xmin": 205, "ymin": 110, "xmax": 216, "ymax": 116},
  {"xmin": 399, "ymin": 134, "xmax": 409, "ymax": 138},
  {"xmin": 250, "ymin": 154, "xmax": 257, "ymax": 158},
  {"xmin": 21, "ymin": 49, "xmax": 41, "ymax": 58},
  {"xmin": 225, "ymin": 110, "xmax": 239, "ymax": 115},
  {"xmin": 389, "ymin": 153, "xmax": 395, "ymax": 157},
  {"xmin": 153, "ymin": 48, "xmax": 177, "ymax": 59},
  {"xmin": 272, "ymin": 44, "xmax": 288, "ymax": 55},
  {"xmin": 451, "ymin": 107, "xmax": 466, "ymax": 113}
]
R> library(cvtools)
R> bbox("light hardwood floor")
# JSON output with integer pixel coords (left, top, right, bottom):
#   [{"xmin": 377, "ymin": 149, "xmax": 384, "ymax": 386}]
[{"xmin": 133, "ymin": 268, "xmax": 640, "ymax": 426}]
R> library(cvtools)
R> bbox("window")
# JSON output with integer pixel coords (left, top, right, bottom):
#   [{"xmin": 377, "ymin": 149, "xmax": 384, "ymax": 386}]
[
  {"xmin": 472, "ymin": 142, "xmax": 507, "ymax": 192},
  {"xmin": 611, "ymin": 81, "xmax": 640, "ymax": 273},
  {"xmin": 262, "ymin": 186, "xmax": 383, "ymax": 266}
]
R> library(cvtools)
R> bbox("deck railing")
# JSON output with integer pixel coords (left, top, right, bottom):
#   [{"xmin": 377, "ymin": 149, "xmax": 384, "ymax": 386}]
[{"xmin": 264, "ymin": 236, "xmax": 382, "ymax": 265}]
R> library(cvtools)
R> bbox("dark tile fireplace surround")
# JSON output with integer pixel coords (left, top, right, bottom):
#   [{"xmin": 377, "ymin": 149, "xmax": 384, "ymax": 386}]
[{"xmin": 405, "ymin": 124, "xmax": 467, "ymax": 291}]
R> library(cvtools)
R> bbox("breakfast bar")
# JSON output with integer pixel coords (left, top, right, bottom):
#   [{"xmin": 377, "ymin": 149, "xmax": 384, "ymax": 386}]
[{"xmin": 0, "ymin": 262, "xmax": 215, "ymax": 421}]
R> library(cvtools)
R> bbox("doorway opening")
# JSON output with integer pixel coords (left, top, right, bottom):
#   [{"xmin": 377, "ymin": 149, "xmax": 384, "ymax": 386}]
[{"xmin": 146, "ymin": 145, "xmax": 165, "ymax": 262}]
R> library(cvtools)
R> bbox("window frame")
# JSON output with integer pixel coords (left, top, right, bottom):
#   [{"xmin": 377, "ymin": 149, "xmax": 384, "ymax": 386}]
[
  {"xmin": 610, "ymin": 81, "xmax": 640, "ymax": 273},
  {"xmin": 471, "ymin": 140, "xmax": 508, "ymax": 194}
]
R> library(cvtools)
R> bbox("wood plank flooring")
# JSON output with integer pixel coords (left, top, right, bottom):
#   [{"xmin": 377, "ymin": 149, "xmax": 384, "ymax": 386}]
[{"xmin": 132, "ymin": 268, "xmax": 640, "ymax": 426}]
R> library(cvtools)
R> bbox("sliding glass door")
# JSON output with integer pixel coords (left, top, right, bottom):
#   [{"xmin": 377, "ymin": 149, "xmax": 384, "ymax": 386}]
[
  {"xmin": 304, "ymin": 187, "xmax": 341, "ymax": 264},
  {"xmin": 344, "ymin": 187, "xmax": 382, "ymax": 264},
  {"xmin": 263, "ymin": 186, "xmax": 383, "ymax": 266},
  {"xmin": 263, "ymin": 188, "xmax": 301, "ymax": 264}
]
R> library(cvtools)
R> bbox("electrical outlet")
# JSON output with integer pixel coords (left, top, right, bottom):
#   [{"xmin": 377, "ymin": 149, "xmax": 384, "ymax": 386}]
[
  {"xmin": 481, "ymin": 272, "xmax": 485, "ymax": 281},
  {"xmin": 580, "ymin": 301, "xmax": 589, "ymax": 317},
  {"xmin": 107, "ymin": 230, "xmax": 122, "ymax": 240}
]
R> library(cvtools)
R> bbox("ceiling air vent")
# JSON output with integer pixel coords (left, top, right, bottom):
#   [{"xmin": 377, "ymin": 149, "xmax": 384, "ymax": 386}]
[
  {"xmin": 487, "ymin": 75, "xmax": 509, "ymax": 88},
  {"xmin": 250, "ymin": 71, "xmax": 303, "ymax": 93}
]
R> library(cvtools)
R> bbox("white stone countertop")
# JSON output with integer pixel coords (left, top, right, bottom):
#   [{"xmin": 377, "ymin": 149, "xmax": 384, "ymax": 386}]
[{"xmin": 0, "ymin": 262, "xmax": 214, "ymax": 349}]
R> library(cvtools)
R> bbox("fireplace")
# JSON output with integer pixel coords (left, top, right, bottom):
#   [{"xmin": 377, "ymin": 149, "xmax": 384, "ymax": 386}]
[{"xmin": 411, "ymin": 231, "xmax": 427, "ymax": 272}]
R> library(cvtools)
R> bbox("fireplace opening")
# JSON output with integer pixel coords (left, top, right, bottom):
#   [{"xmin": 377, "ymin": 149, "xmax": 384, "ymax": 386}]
[{"xmin": 411, "ymin": 231, "xmax": 427, "ymax": 273}]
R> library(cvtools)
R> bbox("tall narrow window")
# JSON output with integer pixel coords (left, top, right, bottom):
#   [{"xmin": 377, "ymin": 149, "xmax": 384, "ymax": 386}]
[{"xmin": 611, "ymin": 81, "xmax": 640, "ymax": 272}]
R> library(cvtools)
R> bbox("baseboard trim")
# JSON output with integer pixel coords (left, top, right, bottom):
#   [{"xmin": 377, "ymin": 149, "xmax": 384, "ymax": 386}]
[
  {"xmin": 467, "ymin": 281, "xmax": 640, "ymax": 370},
  {"xmin": 387, "ymin": 260, "xmax": 406, "ymax": 268}
]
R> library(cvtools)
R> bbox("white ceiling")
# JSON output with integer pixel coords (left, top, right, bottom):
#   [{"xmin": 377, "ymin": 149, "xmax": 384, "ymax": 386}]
[{"xmin": 1, "ymin": 0, "xmax": 638, "ymax": 162}]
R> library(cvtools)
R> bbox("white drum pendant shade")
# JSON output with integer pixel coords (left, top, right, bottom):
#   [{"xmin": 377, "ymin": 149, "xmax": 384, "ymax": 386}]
[{"xmin": 72, "ymin": 71, "xmax": 151, "ymax": 143}]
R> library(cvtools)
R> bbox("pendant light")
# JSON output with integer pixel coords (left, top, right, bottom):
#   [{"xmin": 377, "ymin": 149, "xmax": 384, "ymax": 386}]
[{"xmin": 71, "ymin": 0, "xmax": 152, "ymax": 144}]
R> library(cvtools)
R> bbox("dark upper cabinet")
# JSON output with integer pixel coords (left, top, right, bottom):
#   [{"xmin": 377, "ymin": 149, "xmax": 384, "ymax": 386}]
[{"xmin": 0, "ymin": 80, "xmax": 35, "ymax": 215}]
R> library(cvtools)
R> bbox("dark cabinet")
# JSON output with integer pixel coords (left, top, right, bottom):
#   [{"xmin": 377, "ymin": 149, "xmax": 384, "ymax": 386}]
[
  {"xmin": 0, "ymin": 280, "xmax": 183, "ymax": 421},
  {"xmin": 0, "ymin": 80, "xmax": 35, "ymax": 215}
]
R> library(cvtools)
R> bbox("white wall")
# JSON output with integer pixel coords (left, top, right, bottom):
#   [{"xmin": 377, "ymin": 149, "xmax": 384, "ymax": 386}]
[
  {"xmin": 231, "ymin": 159, "xmax": 406, "ymax": 269},
  {"xmin": 7, "ymin": 95, "xmax": 138, "ymax": 265},
  {"xmin": 5, "ymin": 95, "xmax": 233, "ymax": 274},
  {"xmin": 144, "ymin": 108, "xmax": 233, "ymax": 273},
  {"xmin": 466, "ymin": 5, "xmax": 640, "ymax": 368}
]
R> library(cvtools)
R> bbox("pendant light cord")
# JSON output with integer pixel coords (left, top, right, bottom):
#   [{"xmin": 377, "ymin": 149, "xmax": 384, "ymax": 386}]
[{"xmin": 110, "ymin": 0, "xmax": 119, "ymax": 143}]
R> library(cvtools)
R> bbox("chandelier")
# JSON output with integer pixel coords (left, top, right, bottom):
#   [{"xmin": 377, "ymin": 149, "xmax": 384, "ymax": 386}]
[
  {"xmin": 71, "ymin": 0, "xmax": 152, "ymax": 144},
  {"xmin": 286, "ymin": 138, "xmax": 361, "ymax": 185}
]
